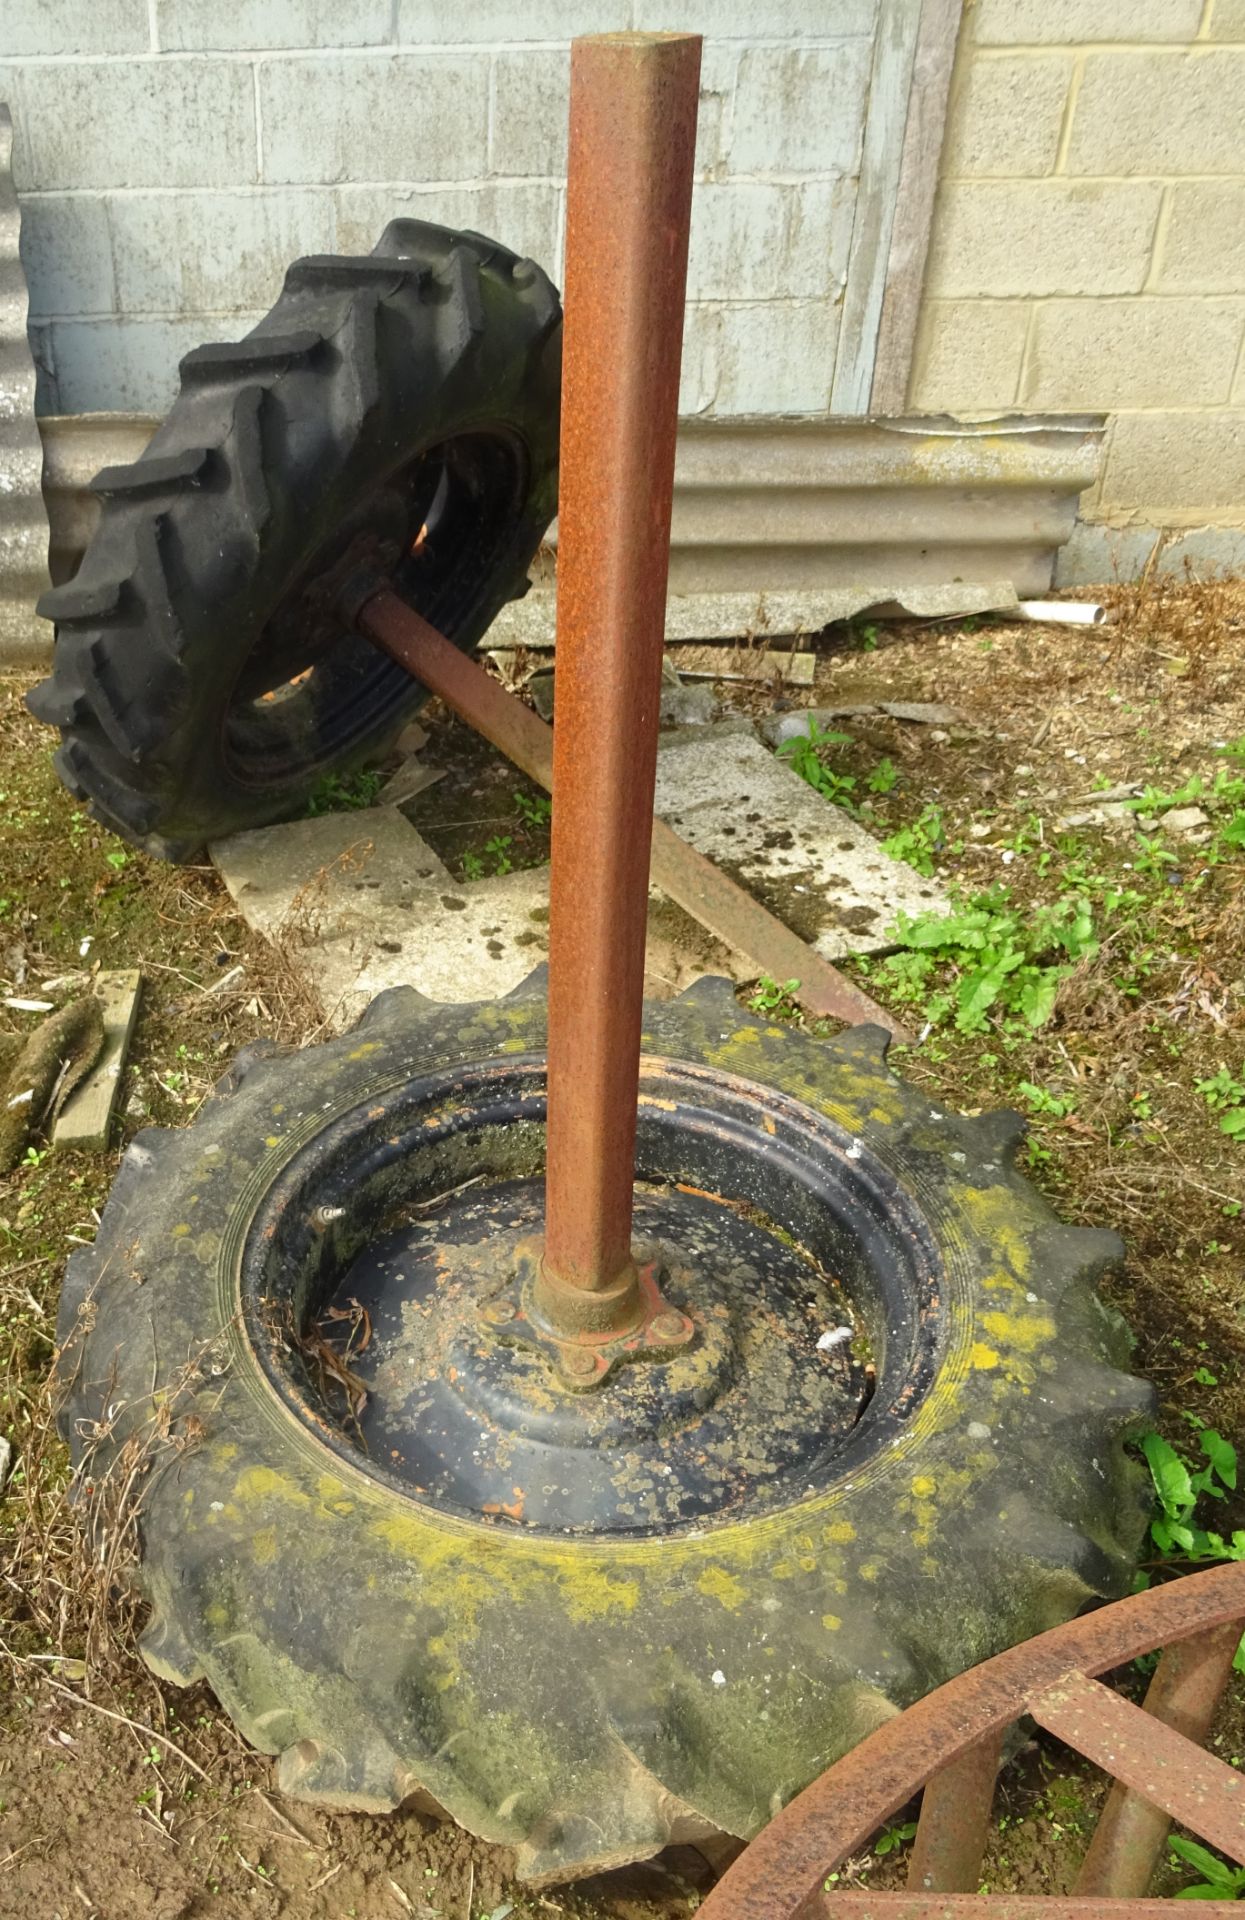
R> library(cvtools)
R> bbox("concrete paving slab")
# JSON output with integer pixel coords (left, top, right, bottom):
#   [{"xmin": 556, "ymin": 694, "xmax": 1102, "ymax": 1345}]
[
  {"xmin": 212, "ymin": 724, "xmax": 940, "ymax": 1028},
  {"xmin": 212, "ymin": 805, "xmax": 736, "ymax": 1030},
  {"xmin": 653, "ymin": 726, "xmax": 948, "ymax": 957},
  {"xmin": 297, "ymin": 866, "xmax": 554, "ymax": 1030},
  {"xmin": 212, "ymin": 809, "xmax": 450, "ymax": 946}
]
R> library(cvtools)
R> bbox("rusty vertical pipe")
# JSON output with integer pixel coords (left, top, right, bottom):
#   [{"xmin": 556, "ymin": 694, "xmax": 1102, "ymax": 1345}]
[{"xmin": 540, "ymin": 32, "xmax": 701, "ymax": 1304}]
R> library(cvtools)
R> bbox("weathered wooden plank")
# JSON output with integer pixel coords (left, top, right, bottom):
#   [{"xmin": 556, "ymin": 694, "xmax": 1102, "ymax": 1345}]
[
  {"xmin": 871, "ymin": 0, "xmax": 963, "ymax": 414},
  {"xmin": 53, "ymin": 970, "xmax": 142, "ymax": 1151},
  {"xmin": 830, "ymin": 0, "xmax": 922, "ymax": 415}
]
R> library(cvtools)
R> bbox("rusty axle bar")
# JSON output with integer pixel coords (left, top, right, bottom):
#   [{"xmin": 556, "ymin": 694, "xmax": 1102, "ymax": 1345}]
[
  {"xmin": 541, "ymin": 32, "xmax": 702, "ymax": 1297},
  {"xmin": 357, "ymin": 28, "xmax": 903, "ymax": 1333}
]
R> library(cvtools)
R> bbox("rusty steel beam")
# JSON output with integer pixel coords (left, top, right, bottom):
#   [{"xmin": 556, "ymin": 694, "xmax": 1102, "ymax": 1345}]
[
  {"xmin": 356, "ymin": 590, "xmax": 910, "ymax": 1043},
  {"xmin": 358, "ymin": 591, "xmax": 554, "ymax": 789},
  {"xmin": 905, "ymin": 1728, "xmax": 1004, "ymax": 1895},
  {"xmin": 699, "ymin": 1562, "xmax": 1245, "ymax": 1920},
  {"xmin": 816, "ymin": 1901, "xmax": 1241, "ymax": 1918},
  {"xmin": 1073, "ymin": 1618, "xmax": 1245, "ymax": 1898},
  {"xmin": 1029, "ymin": 1668, "xmax": 1245, "ymax": 1865},
  {"xmin": 540, "ymin": 31, "xmax": 702, "ymax": 1299}
]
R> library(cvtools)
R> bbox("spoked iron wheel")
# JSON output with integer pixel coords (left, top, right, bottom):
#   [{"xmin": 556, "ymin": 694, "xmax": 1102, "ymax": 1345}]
[{"xmin": 700, "ymin": 1560, "xmax": 1245, "ymax": 1916}]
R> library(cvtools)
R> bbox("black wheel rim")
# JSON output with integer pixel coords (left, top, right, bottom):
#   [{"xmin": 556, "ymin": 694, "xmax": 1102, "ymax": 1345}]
[{"xmin": 221, "ymin": 429, "xmax": 530, "ymax": 787}]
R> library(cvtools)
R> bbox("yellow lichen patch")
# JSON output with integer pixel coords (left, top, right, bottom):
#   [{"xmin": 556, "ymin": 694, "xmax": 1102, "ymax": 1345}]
[
  {"xmin": 911, "ymin": 1500, "xmax": 937, "ymax": 1547},
  {"xmin": 426, "ymin": 1635, "xmax": 458, "ymax": 1692},
  {"xmin": 980, "ymin": 1309, "xmax": 1056, "ymax": 1353},
  {"xmin": 346, "ymin": 1042, "xmax": 382, "ymax": 1061},
  {"xmin": 910, "ymin": 1475, "xmax": 936, "ymax": 1498},
  {"xmin": 171, "ymin": 1223, "xmax": 191, "ymax": 1239},
  {"xmin": 706, "ymin": 1024, "xmax": 763, "ymax": 1073},
  {"xmin": 697, "ymin": 1564, "xmax": 748, "ymax": 1611},
  {"xmin": 251, "ymin": 1527, "xmax": 279, "ymax": 1566},
  {"xmin": 234, "ymin": 1464, "xmax": 312, "ymax": 1510},
  {"xmin": 821, "ymin": 1613, "xmax": 842, "ymax": 1631},
  {"xmin": 822, "ymin": 1520, "xmax": 856, "ymax": 1544},
  {"xmin": 859, "ymin": 1562, "xmax": 879, "ymax": 1582},
  {"xmin": 551, "ymin": 1561, "xmax": 642, "ymax": 1622},
  {"xmin": 955, "ymin": 1187, "xmax": 1034, "ymax": 1280},
  {"xmin": 499, "ymin": 1037, "xmax": 527, "ymax": 1054},
  {"xmin": 970, "ymin": 1343, "xmax": 1000, "ymax": 1371}
]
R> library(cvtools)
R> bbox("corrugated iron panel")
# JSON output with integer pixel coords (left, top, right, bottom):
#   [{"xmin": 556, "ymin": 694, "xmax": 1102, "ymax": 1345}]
[
  {"xmin": 0, "ymin": 102, "xmax": 51, "ymax": 666},
  {"xmin": 39, "ymin": 413, "xmax": 155, "ymax": 587},
  {"xmin": 13, "ymin": 410, "xmax": 1103, "ymax": 662}
]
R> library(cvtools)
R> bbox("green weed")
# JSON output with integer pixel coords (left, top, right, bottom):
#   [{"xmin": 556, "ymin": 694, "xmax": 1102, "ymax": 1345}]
[
  {"xmin": 1140, "ymin": 1420, "xmax": 1244, "ymax": 1566},
  {"xmin": 1196, "ymin": 1068, "xmax": 1245, "ymax": 1142},
  {"xmin": 748, "ymin": 974, "xmax": 801, "ymax": 1019},
  {"xmin": 778, "ymin": 721, "xmax": 858, "ymax": 812},
  {"xmin": 305, "ymin": 769, "xmax": 383, "ymax": 815},
  {"xmin": 1018, "ymin": 1081, "xmax": 1076, "ymax": 1119},
  {"xmin": 462, "ymin": 834, "xmax": 514, "ymax": 880},
  {"xmin": 881, "ymin": 804, "xmax": 948, "ymax": 877},
  {"xmin": 873, "ymin": 1821, "xmax": 917, "ymax": 1857},
  {"xmin": 879, "ymin": 887, "xmax": 1097, "ymax": 1035},
  {"xmin": 514, "ymin": 791, "xmax": 552, "ymax": 829},
  {"xmin": 1167, "ymin": 1835, "xmax": 1245, "ymax": 1900}
]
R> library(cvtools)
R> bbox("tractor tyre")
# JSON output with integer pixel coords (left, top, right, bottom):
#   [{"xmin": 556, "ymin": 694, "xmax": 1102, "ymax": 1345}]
[
  {"xmin": 56, "ymin": 978, "xmax": 1153, "ymax": 1882},
  {"xmin": 28, "ymin": 220, "xmax": 560, "ymax": 858}
]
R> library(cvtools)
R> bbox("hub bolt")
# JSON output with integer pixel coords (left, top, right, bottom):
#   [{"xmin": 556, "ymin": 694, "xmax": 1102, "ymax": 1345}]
[
  {"xmin": 650, "ymin": 1310, "xmax": 691, "ymax": 1344},
  {"xmin": 481, "ymin": 1299, "xmax": 516, "ymax": 1327},
  {"xmin": 561, "ymin": 1347, "xmax": 601, "ymax": 1381}
]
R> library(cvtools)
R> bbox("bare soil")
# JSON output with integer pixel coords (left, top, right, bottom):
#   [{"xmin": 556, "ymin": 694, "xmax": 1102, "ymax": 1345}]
[{"xmin": 2, "ymin": 574, "xmax": 1243, "ymax": 1914}]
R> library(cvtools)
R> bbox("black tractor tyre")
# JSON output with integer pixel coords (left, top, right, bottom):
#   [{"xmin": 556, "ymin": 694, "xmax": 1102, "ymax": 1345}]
[
  {"xmin": 27, "ymin": 221, "xmax": 561, "ymax": 858},
  {"xmin": 55, "ymin": 978, "xmax": 1154, "ymax": 1883}
]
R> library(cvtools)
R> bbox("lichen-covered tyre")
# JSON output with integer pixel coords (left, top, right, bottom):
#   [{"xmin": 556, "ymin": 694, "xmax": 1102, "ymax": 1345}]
[
  {"xmin": 56, "ymin": 977, "xmax": 1153, "ymax": 1883},
  {"xmin": 28, "ymin": 220, "xmax": 560, "ymax": 858}
]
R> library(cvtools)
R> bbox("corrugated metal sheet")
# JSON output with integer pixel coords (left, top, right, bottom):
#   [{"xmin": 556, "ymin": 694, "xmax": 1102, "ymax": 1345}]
[
  {"xmin": 39, "ymin": 412, "xmax": 154, "ymax": 587},
  {"xmin": 0, "ymin": 102, "xmax": 51, "ymax": 666},
  {"xmin": 12, "ymin": 410, "xmax": 1103, "ymax": 662},
  {"xmin": 494, "ymin": 413, "xmax": 1105, "ymax": 644}
]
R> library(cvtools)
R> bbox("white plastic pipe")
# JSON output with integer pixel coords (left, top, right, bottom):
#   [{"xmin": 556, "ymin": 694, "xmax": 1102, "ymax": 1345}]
[{"xmin": 1012, "ymin": 599, "xmax": 1108, "ymax": 626}]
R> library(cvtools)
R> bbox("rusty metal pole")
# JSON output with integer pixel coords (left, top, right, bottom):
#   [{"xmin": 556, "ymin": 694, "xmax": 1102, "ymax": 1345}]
[{"xmin": 538, "ymin": 32, "xmax": 702, "ymax": 1312}]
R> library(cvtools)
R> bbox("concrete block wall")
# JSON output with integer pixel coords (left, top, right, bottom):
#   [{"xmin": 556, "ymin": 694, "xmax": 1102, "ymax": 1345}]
[
  {"xmin": 911, "ymin": 0, "xmax": 1245, "ymax": 553},
  {"xmin": 0, "ymin": 0, "xmax": 880, "ymax": 419}
]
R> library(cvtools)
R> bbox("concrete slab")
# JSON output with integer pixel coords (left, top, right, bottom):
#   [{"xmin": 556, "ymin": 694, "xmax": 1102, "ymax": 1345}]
[
  {"xmin": 296, "ymin": 867, "xmax": 554, "ymax": 1030},
  {"xmin": 213, "ymin": 805, "xmax": 736, "ymax": 1030},
  {"xmin": 485, "ymin": 580, "xmax": 1022, "ymax": 649},
  {"xmin": 212, "ymin": 809, "xmax": 450, "ymax": 946},
  {"xmin": 213, "ymin": 724, "xmax": 941, "ymax": 1028},
  {"xmin": 653, "ymin": 726, "xmax": 948, "ymax": 957}
]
